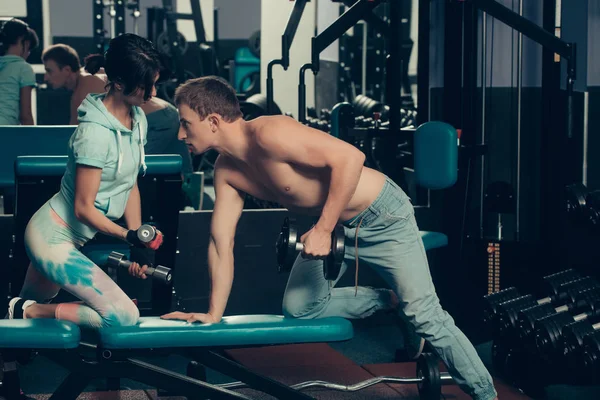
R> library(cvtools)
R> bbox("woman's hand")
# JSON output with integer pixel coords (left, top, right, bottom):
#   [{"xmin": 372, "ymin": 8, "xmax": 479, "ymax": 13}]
[{"xmin": 127, "ymin": 261, "xmax": 148, "ymax": 279}]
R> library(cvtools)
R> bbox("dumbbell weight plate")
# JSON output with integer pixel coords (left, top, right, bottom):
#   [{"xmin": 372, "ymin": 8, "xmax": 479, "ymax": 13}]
[
  {"xmin": 323, "ymin": 224, "xmax": 345, "ymax": 281},
  {"xmin": 276, "ymin": 217, "xmax": 298, "ymax": 273},
  {"xmin": 156, "ymin": 30, "xmax": 189, "ymax": 56},
  {"xmin": 137, "ymin": 225, "xmax": 157, "ymax": 243},
  {"xmin": 417, "ymin": 353, "xmax": 441, "ymax": 400},
  {"xmin": 565, "ymin": 183, "xmax": 588, "ymax": 216}
]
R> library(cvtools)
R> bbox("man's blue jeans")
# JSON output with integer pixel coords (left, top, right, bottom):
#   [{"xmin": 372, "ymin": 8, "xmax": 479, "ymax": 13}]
[{"xmin": 282, "ymin": 177, "xmax": 497, "ymax": 400}]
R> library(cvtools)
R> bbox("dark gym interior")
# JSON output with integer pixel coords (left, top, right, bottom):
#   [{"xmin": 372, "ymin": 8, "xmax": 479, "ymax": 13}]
[{"xmin": 1, "ymin": 1, "xmax": 600, "ymax": 399}]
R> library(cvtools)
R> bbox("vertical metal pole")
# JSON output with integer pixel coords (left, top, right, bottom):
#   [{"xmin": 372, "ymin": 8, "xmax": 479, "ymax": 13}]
[
  {"xmin": 583, "ymin": 91, "xmax": 589, "ymax": 186},
  {"xmin": 417, "ymin": 0, "xmax": 430, "ymax": 124},
  {"xmin": 480, "ymin": 11, "xmax": 487, "ymax": 239},
  {"xmin": 362, "ymin": 21, "xmax": 367, "ymax": 95},
  {"xmin": 388, "ymin": 0, "xmax": 401, "ymax": 133},
  {"xmin": 516, "ymin": 0, "xmax": 523, "ymax": 241}
]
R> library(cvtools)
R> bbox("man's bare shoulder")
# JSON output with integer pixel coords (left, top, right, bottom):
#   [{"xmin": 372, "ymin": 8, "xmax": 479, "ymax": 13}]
[
  {"xmin": 78, "ymin": 73, "xmax": 106, "ymax": 93},
  {"xmin": 251, "ymin": 115, "xmax": 304, "ymax": 146},
  {"xmin": 213, "ymin": 154, "xmax": 239, "ymax": 180}
]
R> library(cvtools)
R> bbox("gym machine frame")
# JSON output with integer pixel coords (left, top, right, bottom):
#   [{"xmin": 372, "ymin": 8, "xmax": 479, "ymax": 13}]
[
  {"xmin": 92, "ymin": 1, "xmax": 141, "ymax": 52},
  {"xmin": 442, "ymin": 0, "xmax": 577, "ymax": 282},
  {"xmin": 266, "ymin": 0, "xmax": 309, "ymax": 115},
  {"xmin": 298, "ymin": 0, "xmax": 383, "ymax": 124}
]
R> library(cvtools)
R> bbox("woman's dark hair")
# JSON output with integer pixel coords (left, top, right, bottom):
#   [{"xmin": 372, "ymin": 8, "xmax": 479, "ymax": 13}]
[
  {"xmin": 0, "ymin": 18, "xmax": 39, "ymax": 56},
  {"xmin": 84, "ymin": 33, "xmax": 161, "ymax": 101}
]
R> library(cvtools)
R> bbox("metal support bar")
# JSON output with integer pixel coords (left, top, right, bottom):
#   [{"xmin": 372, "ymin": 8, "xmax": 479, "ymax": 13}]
[
  {"xmin": 214, "ymin": 7, "xmax": 220, "ymax": 70},
  {"xmin": 340, "ymin": 0, "xmax": 390, "ymax": 37},
  {"xmin": 93, "ymin": 0, "xmax": 105, "ymax": 52},
  {"xmin": 417, "ymin": 0, "xmax": 430, "ymax": 124},
  {"xmin": 311, "ymin": 0, "xmax": 382, "ymax": 71},
  {"xmin": 472, "ymin": 0, "xmax": 571, "ymax": 58},
  {"xmin": 193, "ymin": 350, "xmax": 314, "ymax": 400},
  {"xmin": 115, "ymin": 0, "xmax": 126, "ymax": 37},
  {"xmin": 388, "ymin": 0, "xmax": 402, "ymax": 134},
  {"xmin": 190, "ymin": 0, "xmax": 207, "ymax": 44},
  {"xmin": 267, "ymin": 0, "xmax": 309, "ymax": 115}
]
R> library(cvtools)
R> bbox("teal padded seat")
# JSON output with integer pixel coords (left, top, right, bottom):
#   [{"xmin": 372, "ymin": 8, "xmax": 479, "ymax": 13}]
[
  {"xmin": 0, "ymin": 319, "xmax": 80, "ymax": 349},
  {"xmin": 15, "ymin": 154, "xmax": 183, "ymax": 177},
  {"xmin": 0, "ymin": 125, "xmax": 75, "ymax": 189},
  {"xmin": 99, "ymin": 315, "xmax": 353, "ymax": 349},
  {"xmin": 420, "ymin": 231, "xmax": 448, "ymax": 251}
]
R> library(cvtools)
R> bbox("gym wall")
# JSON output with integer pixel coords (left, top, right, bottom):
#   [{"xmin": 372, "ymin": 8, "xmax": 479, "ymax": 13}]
[
  {"xmin": 260, "ymin": 0, "xmax": 316, "ymax": 117},
  {"xmin": 315, "ymin": 0, "xmax": 341, "ymax": 112}
]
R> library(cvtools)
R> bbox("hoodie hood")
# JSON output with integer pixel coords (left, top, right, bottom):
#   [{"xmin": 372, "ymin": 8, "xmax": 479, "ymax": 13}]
[
  {"xmin": 78, "ymin": 93, "xmax": 146, "ymax": 175},
  {"xmin": 0, "ymin": 55, "xmax": 25, "ymax": 70}
]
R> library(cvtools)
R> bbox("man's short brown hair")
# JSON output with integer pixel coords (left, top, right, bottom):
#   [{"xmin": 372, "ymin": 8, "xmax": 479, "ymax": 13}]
[
  {"xmin": 174, "ymin": 76, "xmax": 243, "ymax": 122},
  {"xmin": 42, "ymin": 44, "xmax": 81, "ymax": 72}
]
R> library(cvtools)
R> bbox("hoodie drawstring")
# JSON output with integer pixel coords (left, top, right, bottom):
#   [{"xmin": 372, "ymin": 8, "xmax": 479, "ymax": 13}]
[
  {"xmin": 116, "ymin": 130, "xmax": 123, "ymax": 174},
  {"xmin": 116, "ymin": 121, "xmax": 147, "ymax": 176},
  {"xmin": 138, "ymin": 121, "xmax": 147, "ymax": 175}
]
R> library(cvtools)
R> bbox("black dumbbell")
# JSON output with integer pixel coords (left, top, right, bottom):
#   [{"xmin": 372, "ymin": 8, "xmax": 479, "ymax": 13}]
[
  {"xmin": 498, "ymin": 277, "xmax": 600, "ymax": 338},
  {"xmin": 107, "ymin": 251, "xmax": 172, "ymax": 285},
  {"xmin": 126, "ymin": 224, "xmax": 159, "ymax": 247},
  {"xmin": 534, "ymin": 289, "xmax": 600, "ymax": 360},
  {"xmin": 276, "ymin": 217, "xmax": 345, "ymax": 281},
  {"xmin": 584, "ymin": 190, "xmax": 600, "ymax": 231},
  {"xmin": 562, "ymin": 318, "xmax": 600, "ymax": 384},
  {"xmin": 483, "ymin": 269, "xmax": 581, "ymax": 326},
  {"xmin": 579, "ymin": 330, "xmax": 600, "ymax": 381}
]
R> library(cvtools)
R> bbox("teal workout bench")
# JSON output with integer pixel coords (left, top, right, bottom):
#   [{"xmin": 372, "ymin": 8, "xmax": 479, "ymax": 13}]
[
  {"xmin": 10, "ymin": 155, "xmax": 183, "ymax": 316},
  {"xmin": 0, "ymin": 125, "xmax": 76, "ymax": 213},
  {"xmin": 0, "ymin": 315, "xmax": 353, "ymax": 399}
]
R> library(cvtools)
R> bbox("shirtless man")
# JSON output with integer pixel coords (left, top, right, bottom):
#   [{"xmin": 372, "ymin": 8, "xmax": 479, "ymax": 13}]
[
  {"xmin": 161, "ymin": 76, "xmax": 498, "ymax": 400},
  {"xmin": 42, "ymin": 44, "xmax": 106, "ymax": 125},
  {"xmin": 41, "ymin": 44, "xmax": 192, "ymax": 173}
]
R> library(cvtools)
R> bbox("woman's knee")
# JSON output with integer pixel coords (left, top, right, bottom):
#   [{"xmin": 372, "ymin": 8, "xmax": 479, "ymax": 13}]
[{"xmin": 103, "ymin": 301, "xmax": 139, "ymax": 327}]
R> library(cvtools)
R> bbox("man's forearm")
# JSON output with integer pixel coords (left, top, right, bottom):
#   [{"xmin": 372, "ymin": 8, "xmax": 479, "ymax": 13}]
[
  {"xmin": 123, "ymin": 184, "xmax": 142, "ymax": 230},
  {"xmin": 316, "ymin": 156, "xmax": 365, "ymax": 232},
  {"xmin": 207, "ymin": 240, "xmax": 234, "ymax": 321}
]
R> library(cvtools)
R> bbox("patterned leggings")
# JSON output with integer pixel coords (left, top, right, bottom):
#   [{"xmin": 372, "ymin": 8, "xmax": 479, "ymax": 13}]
[{"xmin": 20, "ymin": 201, "xmax": 139, "ymax": 328}]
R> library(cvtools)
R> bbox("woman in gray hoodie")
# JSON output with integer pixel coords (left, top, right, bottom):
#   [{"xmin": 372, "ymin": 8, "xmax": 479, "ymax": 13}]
[{"xmin": 8, "ymin": 34, "xmax": 164, "ymax": 328}]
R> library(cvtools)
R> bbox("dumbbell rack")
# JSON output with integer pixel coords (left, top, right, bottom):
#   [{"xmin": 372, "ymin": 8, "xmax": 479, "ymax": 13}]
[{"xmin": 484, "ymin": 270, "xmax": 600, "ymax": 395}]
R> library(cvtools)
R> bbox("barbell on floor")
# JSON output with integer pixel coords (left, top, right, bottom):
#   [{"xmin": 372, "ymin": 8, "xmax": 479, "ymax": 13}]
[{"xmin": 202, "ymin": 353, "xmax": 454, "ymax": 400}]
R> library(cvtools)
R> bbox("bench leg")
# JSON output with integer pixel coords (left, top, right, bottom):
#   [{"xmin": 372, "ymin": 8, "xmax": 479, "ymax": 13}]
[
  {"xmin": 48, "ymin": 372, "xmax": 91, "ymax": 400},
  {"xmin": 194, "ymin": 350, "xmax": 316, "ymax": 400},
  {"xmin": 122, "ymin": 357, "xmax": 253, "ymax": 400}
]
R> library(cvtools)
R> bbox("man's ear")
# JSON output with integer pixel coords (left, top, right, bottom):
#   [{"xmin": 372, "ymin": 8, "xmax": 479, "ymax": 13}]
[{"xmin": 208, "ymin": 114, "xmax": 220, "ymax": 131}]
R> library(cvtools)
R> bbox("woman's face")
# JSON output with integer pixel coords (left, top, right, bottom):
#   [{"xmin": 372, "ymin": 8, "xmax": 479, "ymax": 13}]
[{"xmin": 123, "ymin": 73, "xmax": 159, "ymax": 106}]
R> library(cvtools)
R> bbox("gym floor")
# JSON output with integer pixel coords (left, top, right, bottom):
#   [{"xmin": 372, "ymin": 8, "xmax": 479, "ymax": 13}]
[{"xmin": 15, "ymin": 311, "xmax": 600, "ymax": 399}]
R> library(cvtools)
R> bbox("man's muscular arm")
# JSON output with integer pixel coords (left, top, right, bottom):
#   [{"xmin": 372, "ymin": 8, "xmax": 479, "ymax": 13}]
[
  {"xmin": 257, "ymin": 117, "xmax": 365, "ymax": 233},
  {"xmin": 162, "ymin": 156, "xmax": 245, "ymax": 323}
]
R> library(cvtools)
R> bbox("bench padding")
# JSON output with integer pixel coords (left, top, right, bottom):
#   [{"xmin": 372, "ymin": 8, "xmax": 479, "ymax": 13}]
[
  {"xmin": 0, "ymin": 319, "xmax": 80, "ymax": 349},
  {"xmin": 98, "ymin": 315, "xmax": 353, "ymax": 349},
  {"xmin": 420, "ymin": 231, "xmax": 448, "ymax": 250}
]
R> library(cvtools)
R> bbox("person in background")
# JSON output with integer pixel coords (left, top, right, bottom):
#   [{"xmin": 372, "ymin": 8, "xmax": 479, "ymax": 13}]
[
  {"xmin": 0, "ymin": 18, "xmax": 39, "ymax": 125},
  {"xmin": 42, "ymin": 43, "xmax": 192, "ymax": 174}
]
